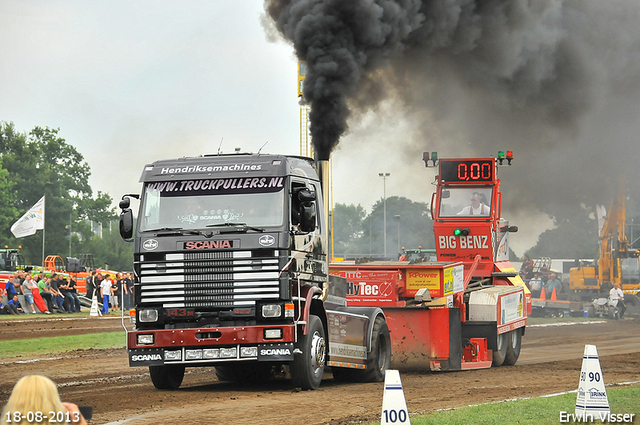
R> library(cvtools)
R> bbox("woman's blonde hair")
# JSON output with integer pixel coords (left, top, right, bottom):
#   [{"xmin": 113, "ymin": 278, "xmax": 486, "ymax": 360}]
[{"xmin": 1, "ymin": 375, "xmax": 66, "ymax": 425}]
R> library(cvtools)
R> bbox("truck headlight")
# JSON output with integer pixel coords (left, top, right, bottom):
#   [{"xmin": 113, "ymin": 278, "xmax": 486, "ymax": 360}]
[
  {"xmin": 220, "ymin": 347, "xmax": 237, "ymax": 358},
  {"xmin": 203, "ymin": 349, "xmax": 220, "ymax": 359},
  {"xmin": 241, "ymin": 347, "xmax": 258, "ymax": 357},
  {"xmin": 137, "ymin": 334, "xmax": 154, "ymax": 345},
  {"xmin": 186, "ymin": 349, "xmax": 203, "ymax": 360},
  {"xmin": 164, "ymin": 350, "xmax": 182, "ymax": 361},
  {"xmin": 261, "ymin": 304, "xmax": 281, "ymax": 318},
  {"xmin": 264, "ymin": 328, "xmax": 282, "ymax": 339},
  {"xmin": 138, "ymin": 309, "xmax": 159, "ymax": 323}
]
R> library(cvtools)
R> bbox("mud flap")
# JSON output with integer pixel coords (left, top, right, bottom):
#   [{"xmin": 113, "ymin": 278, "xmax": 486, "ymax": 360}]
[
  {"xmin": 385, "ymin": 307, "xmax": 462, "ymax": 371},
  {"xmin": 443, "ymin": 308, "xmax": 462, "ymax": 371}
]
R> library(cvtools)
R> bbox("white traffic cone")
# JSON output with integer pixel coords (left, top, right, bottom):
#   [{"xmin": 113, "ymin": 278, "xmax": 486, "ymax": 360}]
[
  {"xmin": 381, "ymin": 370, "xmax": 410, "ymax": 424},
  {"xmin": 89, "ymin": 294, "xmax": 101, "ymax": 317},
  {"xmin": 576, "ymin": 344, "xmax": 609, "ymax": 419}
]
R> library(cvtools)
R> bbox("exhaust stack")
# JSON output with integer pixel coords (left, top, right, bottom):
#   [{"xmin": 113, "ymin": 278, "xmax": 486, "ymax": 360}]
[{"xmin": 318, "ymin": 159, "xmax": 330, "ymax": 301}]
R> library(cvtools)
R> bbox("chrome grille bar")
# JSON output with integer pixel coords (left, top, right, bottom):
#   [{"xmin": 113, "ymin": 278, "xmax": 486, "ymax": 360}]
[{"xmin": 137, "ymin": 249, "xmax": 282, "ymax": 308}]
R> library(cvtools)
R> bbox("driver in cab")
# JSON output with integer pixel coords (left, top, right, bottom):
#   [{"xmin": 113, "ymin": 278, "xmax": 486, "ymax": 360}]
[{"xmin": 458, "ymin": 192, "xmax": 490, "ymax": 216}]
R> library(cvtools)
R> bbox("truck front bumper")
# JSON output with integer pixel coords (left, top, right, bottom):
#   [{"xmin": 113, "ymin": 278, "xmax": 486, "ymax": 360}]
[{"xmin": 127, "ymin": 324, "xmax": 295, "ymax": 366}]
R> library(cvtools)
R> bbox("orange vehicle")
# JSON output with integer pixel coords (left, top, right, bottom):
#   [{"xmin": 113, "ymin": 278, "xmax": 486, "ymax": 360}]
[
  {"xmin": 331, "ymin": 151, "xmax": 531, "ymax": 370},
  {"xmin": 43, "ymin": 254, "xmax": 117, "ymax": 294}
]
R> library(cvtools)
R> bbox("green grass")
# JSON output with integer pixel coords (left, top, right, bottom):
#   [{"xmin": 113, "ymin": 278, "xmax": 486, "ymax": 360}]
[
  {"xmin": 0, "ymin": 332, "xmax": 126, "ymax": 359},
  {"xmin": 375, "ymin": 385, "xmax": 640, "ymax": 425}
]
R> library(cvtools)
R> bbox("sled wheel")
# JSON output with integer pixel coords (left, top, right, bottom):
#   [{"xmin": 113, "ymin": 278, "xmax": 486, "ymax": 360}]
[
  {"xmin": 503, "ymin": 328, "xmax": 522, "ymax": 366},
  {"xmin": 492, "ymin": 331, "xmax": 508, "ymax": 367}
]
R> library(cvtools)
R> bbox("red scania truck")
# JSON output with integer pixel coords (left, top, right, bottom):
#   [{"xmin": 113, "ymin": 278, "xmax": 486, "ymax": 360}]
[
  {"xmin": 119, "ymin": 154, "xmax": 390, "ymax": 390},
  {"xmin": 331, "ymin": 152, "xmax": 531, "ymax": 370}
]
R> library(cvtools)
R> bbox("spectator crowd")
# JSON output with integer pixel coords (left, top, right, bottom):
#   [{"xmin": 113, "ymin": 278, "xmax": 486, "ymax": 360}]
[{"xmin": 1, "ymin": 269, "xmax": 134, "ymax": 315}]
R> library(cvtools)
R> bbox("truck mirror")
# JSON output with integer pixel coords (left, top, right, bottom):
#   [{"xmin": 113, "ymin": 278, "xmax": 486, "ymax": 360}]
[
  {"xmin": 441, "ymin": 189, "xmax": 450, "ymax": 199},
  {"xmin": 120, "ymin": 209, "xmax": 134, "ymax": 240},
  {"xmin": 297, "ymin": 188, "xmax": 316, "ymax": 202},
  {"xmin": 300, "ymin": 203, "xmax": 317, "ymax": 232},
  {"xmin": 119, "ymin": 198, "xmax": 131, "ymax": 209}
]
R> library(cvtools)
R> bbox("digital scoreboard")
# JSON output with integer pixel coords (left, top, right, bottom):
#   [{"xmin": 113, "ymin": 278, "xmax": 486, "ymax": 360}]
[{"xmin": 440, "ymin": 159, "xmax": 494, "ymax": 183}]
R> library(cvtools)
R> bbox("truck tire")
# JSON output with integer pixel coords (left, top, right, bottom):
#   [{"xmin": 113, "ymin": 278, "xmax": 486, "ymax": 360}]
[
  {"xmin": 587, "ymin": 306, "xmax": 596, "ymax": 318},
  {"xmin": 492, "ymin": 332, "xmax": 508, "ymax": 367},
  {"xmin": 503, "ymin": 328, "xmax": 522, "ymax": 366},
  {"xmin": 332, "ymin": 315, "xmax": 391, "ymax": 383},
  {"xmin": 149, "ymin": 364, "xmax": 185, "ymax": 390},
  {"xmin": 623, "ymin": 294, "xmax": 639, "ymax": 316},
  {"xmin": 215, "ymin": 363, "xmax": 275, "ymax": 382},
  {"xmin": 291, "ymin": 315, "xmax": 326, "ymax": 390}
]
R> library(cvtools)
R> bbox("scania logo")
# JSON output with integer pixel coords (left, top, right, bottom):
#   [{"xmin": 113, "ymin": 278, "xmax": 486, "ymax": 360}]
[
  {"xmin": 259, "ymin": 235, "xmax": 275, "ymax": 247},
  {"xmin": 185, "ymin": 240, "xmax": 232, "ymax": 250},
  {"xmin": 143, "ymin": 239, "xmax": 159, "ymax": 251},
  {"xmin": 131, "ymin": 354, "xmax": 162, "ymax": 361},
  {"xmin": 260, "ymin": 348, "xmax": 291, "ymax": 356}
]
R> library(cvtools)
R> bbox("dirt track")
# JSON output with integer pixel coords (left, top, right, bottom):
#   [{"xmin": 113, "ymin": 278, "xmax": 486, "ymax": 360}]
[{"xmin": 1, "ymin": 316, "xmax": 639, "ymax": 424}]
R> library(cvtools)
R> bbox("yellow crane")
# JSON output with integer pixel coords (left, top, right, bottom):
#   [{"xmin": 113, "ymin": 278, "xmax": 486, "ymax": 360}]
[{"xmin": 569, "ymin": 181, "xmax": 640, "ymax": 312}]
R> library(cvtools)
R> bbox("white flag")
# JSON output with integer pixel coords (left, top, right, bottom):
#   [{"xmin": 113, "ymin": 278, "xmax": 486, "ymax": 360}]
[{"xmin": 10, "ymin": 196, "xmax": 45, "ymax": 238}]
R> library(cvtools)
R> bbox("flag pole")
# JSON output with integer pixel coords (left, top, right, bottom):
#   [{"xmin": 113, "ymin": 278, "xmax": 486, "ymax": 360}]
[{"xmin": 41, "ymin": 196, "xmax": 45, "ymax": 267}]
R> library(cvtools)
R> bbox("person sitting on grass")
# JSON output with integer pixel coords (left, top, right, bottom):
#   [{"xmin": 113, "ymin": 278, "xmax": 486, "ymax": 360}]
[
  {"xmin": 0, "ymin": 375, "xmax": 87, "ymax": 425},
  {"xmin": 65, "ymin": 276, "xmax": 82, "ymax": 313},
  {"xmin": 7, "ymin": 295, "xmax": 25, "ymax": 314},
  {"xmin": 1, "ymin": 299, "xmax": 19, "ymax": 315},
  {"xmin": 21, "ymin": 272, "xmax": 38, "ymax": 314}
]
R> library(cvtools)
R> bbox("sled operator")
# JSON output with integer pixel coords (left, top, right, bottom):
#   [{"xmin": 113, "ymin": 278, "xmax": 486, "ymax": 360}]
[{"xmin": 458, "ymin": 192, "xmax": 490, "ymax": 216}]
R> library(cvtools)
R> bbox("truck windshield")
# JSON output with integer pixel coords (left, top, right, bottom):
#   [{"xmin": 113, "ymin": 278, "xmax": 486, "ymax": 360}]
[
  {"xmin": 139, "ymin": 177, "xmax": 285, "ymax": 231},
  {"xmin": 439, "ymin": 187, "xmax": 493, "ymax": 218}
]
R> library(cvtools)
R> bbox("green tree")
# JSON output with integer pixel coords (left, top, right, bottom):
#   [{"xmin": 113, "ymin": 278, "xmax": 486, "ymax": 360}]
[
  {"xmin": 0, "ymin": 157, "xmax": 18, "ymax": 235},
  {"xmin": 526, "ymin": 206, "xmax": 598, "ymax": 259},
  {"xmin": 332, "ymin": 203, "xmax": 366, "ymax": 255},
  {"xmin": 334, "ymin": 197, "xmax": 435, "ymax": 259},
  {"xmin": 75, "ymin": 223, "xmax": 133, "ymax": 271},
  {"xmin": 0, "ymin": 122, "xmax": 116, "ymax": 264}
]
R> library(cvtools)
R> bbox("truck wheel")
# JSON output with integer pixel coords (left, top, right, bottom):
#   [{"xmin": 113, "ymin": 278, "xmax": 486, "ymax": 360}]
[
  {"xmin": 361, "ymin": 316, "xmax": 391, "ymax": 382},
  {"xmin": 291, "ymin": 315, "xmax": 326, "ymax": 390},
  {"xmin": 492, "ymin": 332, "xmax": 508, "ymax": 367},
  {"xmin": 215, "ymin": 363, "xmax": 275, "ymax": 382},
  {"xmin": 149, "ymin": 364, "xmax": 185, "ymax": 390},
  {"xmin": 503, "ymin": 328, "xmax": 522, "ymax": 366},
  {"xmin": 332, "ymin": 315, "xmax": 391, "ymax": 383},
  {"xmin": 587, "ymin": 306, "xmax": 596, "ymax": 318}
]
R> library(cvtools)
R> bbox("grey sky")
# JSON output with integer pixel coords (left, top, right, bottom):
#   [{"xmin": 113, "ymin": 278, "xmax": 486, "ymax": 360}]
[
  {"xmin": 4, "ymin": 1, "xmax": 640, "ymax": 257},
  {"xmin": 1, "ymin": 1, "xmax": 299, "ymax": 200}
]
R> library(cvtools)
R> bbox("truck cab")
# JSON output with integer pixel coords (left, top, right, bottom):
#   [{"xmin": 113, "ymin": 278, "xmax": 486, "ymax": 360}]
[{"xmin": 119, "ymin": 153, "xmax": 389, "ymax": 390}]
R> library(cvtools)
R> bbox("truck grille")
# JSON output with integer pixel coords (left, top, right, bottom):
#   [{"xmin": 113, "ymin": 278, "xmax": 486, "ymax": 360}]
[{"xmin": 136, "ymin": 250, "xmax": 281, "ymax": 308}]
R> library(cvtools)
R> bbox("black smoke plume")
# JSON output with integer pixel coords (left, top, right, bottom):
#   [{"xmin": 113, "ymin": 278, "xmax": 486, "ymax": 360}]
[{"xmin": 264, "ymin": 0, "xmax": 640, "ymax": 220}]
